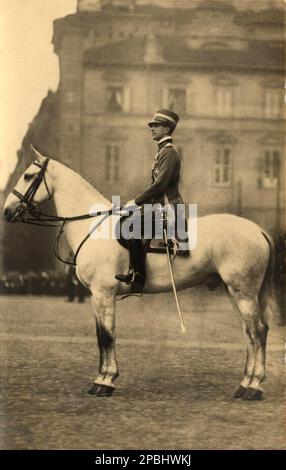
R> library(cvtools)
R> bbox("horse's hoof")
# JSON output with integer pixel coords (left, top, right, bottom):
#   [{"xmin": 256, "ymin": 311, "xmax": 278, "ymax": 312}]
[
  {"xmin": 87, "ymin": 383, "xmax": 101, "ymax": 395},
  {"xmin": 233, "ymin": 385, "xmax": 247, "ymax": 399},
  {"xmin": 242, "ymin": 387, "xmax": 263, "ymax": 401},
  {"xmin": 95, "ymin": 385, "xmax": 115, "ymax": 397}
]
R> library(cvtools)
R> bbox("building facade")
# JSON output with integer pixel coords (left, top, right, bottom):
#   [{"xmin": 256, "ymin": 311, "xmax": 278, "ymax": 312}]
[{"xmin": 52, "ymin": 0, "xmax": 285, "ymax": 235}]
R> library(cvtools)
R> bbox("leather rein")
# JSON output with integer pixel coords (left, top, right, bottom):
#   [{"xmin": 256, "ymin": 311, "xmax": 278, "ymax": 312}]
[{"xmin": 12, "ymin": 158, "xmax": 113, "ymax": 266}]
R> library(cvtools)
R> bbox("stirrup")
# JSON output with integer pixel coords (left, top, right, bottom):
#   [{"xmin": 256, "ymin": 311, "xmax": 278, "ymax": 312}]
[{"xmin": 115, "ymin": 269, "xmax": 135, "ymax": 284}]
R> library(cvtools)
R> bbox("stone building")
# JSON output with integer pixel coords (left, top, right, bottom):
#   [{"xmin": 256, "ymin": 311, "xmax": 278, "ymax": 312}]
[{"xmin": 52, "ymin": 0, "xmax": 285, "ymax": 234}]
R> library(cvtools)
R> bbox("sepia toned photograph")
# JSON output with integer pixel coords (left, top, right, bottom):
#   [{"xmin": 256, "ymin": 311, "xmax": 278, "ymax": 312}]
[{"xmin": 0, "ymin": 0, "xmax": 285, "ymax": 453}]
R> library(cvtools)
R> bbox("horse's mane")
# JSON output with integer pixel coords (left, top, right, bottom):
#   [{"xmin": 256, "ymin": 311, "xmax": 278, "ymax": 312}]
[{"xmin": 54, "ymin": 158, "xmax": 109, "ymax": 201}]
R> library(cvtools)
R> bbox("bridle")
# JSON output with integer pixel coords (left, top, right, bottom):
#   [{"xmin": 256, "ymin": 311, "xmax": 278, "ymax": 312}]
[
  {"xmin": 11, "ymin": 157, "xmax": 116, "ymax": 266},
  {"xmin": 12, "ymin": 158, "xmax": 51, "ymax": 211}
]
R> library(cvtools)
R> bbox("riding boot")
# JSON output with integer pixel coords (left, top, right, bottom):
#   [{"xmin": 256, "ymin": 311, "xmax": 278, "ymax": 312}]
[{"xmin": 115, "ymin": 239, "xmax": 146, "ymax": 293}]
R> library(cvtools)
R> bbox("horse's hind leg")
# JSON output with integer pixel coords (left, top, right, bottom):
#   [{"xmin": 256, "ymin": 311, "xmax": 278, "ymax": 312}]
[
  {"xmin": 88, "ymin": 287, "xmax": 118, "ymax": 397},
  {"xmin": 228, "ymin": 287, "xmax": 268, "ymax": 401}
]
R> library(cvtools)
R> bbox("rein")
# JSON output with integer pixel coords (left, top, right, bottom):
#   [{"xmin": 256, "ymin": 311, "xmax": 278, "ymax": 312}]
[
  {"xmin": 20, "ymin": 208, "xmax": 114, "ymax": 266},
  {"xmin": 12, "ymin": 157, "xmax": 116, "ymax": 266}
]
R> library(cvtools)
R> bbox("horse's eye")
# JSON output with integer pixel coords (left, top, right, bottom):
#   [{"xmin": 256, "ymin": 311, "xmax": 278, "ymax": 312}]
[{"xmin": 24, "ymin": 173, "xmax": 33, "ymax": 181}]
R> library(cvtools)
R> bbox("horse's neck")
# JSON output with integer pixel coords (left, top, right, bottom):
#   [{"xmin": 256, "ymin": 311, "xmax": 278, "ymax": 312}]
[{"xmin": 50, "ymin": 160, "xmax": 111, "ymax": 250}]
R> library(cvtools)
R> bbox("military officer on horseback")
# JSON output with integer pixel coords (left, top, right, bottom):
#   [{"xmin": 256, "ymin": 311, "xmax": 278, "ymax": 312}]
[{"xmin": 115, "ymin": 108, "xmax": 189, "ymax": 291}]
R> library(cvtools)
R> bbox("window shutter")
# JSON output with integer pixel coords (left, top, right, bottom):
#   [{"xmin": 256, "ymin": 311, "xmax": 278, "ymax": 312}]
[{"xmin": 123, "ymin": 86, "xmax": 131, "ymax": 112}]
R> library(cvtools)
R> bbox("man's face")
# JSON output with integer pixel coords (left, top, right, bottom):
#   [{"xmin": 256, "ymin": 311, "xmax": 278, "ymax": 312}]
[{"xmin": 149, "ymin": 123, "xmax": 169, "ymax": 141}]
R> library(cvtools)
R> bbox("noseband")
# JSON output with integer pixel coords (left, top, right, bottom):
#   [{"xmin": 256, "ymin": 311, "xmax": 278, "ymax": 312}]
[{"xmin": 12, "ymin": 158, "xmax": 51, "ymax": 209}]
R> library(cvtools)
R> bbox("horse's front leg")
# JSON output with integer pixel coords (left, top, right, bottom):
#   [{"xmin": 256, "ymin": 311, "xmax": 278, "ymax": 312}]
[{"xmin": 88, "ymin": 286, "xmax": 118, "ymax": 397}]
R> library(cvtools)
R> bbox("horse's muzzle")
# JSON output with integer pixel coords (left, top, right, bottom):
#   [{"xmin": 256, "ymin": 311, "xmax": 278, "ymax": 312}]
[
  {"xmin": 4, "ymin": 207, "xmax": 12, "ymax": 222},
  {"xmin": 4, "ymin": 205, "xmax": 25, "ymax": 223}
]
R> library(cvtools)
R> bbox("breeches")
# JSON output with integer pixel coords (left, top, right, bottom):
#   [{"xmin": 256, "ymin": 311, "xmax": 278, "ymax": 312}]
[{"xmin": 120, "ymin": 204, "xmax": 188, "ymax": 242}]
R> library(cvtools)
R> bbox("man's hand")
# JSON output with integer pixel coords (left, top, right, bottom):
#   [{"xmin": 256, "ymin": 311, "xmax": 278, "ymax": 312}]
[
  {"xmin": 122, "ymin": 199, "xmax": 138, "ymax": 213},
  {"xmin": 125, "ymin": 199, "xmax": 136, "ymax": 208}
]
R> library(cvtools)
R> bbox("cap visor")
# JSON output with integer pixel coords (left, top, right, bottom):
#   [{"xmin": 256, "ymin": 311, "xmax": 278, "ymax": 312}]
[{"xmin": 148, "ymin": 119, "xmax": 168, "ymax": 127}]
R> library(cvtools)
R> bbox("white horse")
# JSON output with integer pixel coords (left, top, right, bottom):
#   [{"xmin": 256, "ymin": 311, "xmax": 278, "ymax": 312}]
[{"xmin": 3, "ymin": 148, "xmax": 282, "ymax": 400}]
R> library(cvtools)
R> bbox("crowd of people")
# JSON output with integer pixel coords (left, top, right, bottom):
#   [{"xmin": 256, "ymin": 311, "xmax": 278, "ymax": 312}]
[{"xmin": 0, "ymin": 269, "xmax": 88, "ymax": 302}]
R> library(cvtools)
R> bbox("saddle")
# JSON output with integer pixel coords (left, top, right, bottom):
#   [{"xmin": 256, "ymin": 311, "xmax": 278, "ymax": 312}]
[
  {"xmin": 115, "ymin": 212, "xmax": 189, "ymax": 294},
  {"xmin": 116, "ymin": 215, "xmax": 183, "ymax": 255}
]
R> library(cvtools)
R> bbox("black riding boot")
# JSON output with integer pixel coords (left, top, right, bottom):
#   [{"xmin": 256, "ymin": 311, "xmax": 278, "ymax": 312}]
[{"xmin": 115, "ymin": 239, "xmax": 146, "ymax": 292}]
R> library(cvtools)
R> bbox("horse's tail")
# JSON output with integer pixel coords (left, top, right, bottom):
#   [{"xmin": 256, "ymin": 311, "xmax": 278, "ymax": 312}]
[{"xmin": 260, "ymin": 230, "xmax": 283, "ymax": 326}]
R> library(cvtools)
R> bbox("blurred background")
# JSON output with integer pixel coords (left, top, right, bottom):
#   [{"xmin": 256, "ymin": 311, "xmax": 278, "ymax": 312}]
[{"xmin": 0, "ymin": 0, "xmax": 285, "ymax": 294}]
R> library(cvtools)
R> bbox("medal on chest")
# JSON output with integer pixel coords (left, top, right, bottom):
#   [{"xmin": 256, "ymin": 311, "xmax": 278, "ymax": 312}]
[{"xmin": 152, "ymin": 152, "xmax": 160, "ymax": 181}]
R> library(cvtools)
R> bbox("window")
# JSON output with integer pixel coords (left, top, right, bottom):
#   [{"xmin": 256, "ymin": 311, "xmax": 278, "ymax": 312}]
[
  {"xmin": 216, "ymin": 87, "xmax": 232, "ymax": 117},
  {"xmin": 264, "ymin": 91, "xmax": 282, "ymax": 119},
  {"xmin": 105, "ymin": 145, "xmax": 120, "ymax": 182},
  {"xmin": 106, "ymin": 86, "xmax": 130, "ymax": 113},
  {"xmin": 167, "ymin": 88, "xmax": 187, "ymax": 115},
  {"xmin": 261, "ymin": 149, "xmax": 280, "ymax": 188},
  {"xmin": 213, "ymin": 147, "xmax": 232, "ymax": 186},
  {"xmin": 107, "ymin": 87, "xmax": 123, "ymax": 112}
]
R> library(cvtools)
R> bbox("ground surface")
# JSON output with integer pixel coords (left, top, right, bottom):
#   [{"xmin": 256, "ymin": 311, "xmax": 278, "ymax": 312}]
[{"xmin": 0, "ymin": 288, "xmax": 285, "ymax": 450}]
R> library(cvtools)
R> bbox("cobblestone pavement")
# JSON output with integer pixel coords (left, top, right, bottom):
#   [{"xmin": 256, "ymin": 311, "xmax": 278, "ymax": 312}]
[{"xmin": 0, "ymin": 288, "xmax": 285, "ymax": 450}]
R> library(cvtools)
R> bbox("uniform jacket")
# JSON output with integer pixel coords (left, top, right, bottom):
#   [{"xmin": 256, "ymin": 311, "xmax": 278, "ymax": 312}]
[{"xmin": 134, "ymin": 138, "xmax": 184, "ymax": 206}]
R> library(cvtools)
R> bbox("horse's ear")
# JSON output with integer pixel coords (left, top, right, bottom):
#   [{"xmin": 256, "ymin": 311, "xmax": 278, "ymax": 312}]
[{"xmin": 31, "ymin": 144, "xmax": 45, "ymax": 162}]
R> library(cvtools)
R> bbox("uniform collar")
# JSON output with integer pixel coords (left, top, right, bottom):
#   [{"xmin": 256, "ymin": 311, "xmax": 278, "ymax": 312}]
[{"xmin": 158, "ymin": 136, "xmax": 173, "ymax": 149}]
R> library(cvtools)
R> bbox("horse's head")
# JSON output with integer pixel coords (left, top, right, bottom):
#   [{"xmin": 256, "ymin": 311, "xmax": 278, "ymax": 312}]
[{"xmin": 3, "ymin": 145, "xmax": 53, "ymax": 223}]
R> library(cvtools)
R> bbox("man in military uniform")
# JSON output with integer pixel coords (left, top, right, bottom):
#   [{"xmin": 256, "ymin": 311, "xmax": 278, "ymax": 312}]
[{"xmin": 115, "ymin": 109, "xmax": 189, "ymax": 291}]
